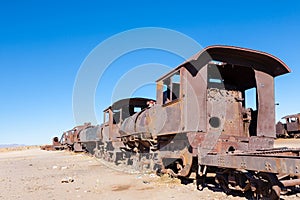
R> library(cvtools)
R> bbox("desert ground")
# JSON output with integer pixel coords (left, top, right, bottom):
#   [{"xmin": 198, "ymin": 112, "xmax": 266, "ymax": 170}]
[{"xmin": 0, "ymin": 139, "xmax": 299, "ymax": 200}]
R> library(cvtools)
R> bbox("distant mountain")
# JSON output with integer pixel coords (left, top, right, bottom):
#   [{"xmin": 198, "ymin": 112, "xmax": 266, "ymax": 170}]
[{"xmin": 0, "ymin": 144, "xmax": 26, "ymax": 148}]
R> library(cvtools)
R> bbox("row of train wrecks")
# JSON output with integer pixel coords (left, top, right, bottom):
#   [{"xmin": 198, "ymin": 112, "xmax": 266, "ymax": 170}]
[{"xmin": 42, "ymin": 45, "xmax": 300, "ymax": 199}]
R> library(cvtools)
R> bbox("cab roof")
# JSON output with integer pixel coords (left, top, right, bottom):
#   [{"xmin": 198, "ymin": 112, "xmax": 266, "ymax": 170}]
[
  {"xmin": 103, "ymin": 97, "xmax": 155, "ymax": 112},
  {"xmin": 157, "ymin": 45, "xmax": 290, "ymax": 81},
  {"xmin": 282, "ymin": 113, "xmax": 300, "ymax": 119}
]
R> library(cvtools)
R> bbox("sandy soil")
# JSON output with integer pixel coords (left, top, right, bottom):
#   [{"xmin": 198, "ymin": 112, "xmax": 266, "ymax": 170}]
[
  {"xmin": 274, "ymin": 138, "xmax": 300, "ymax": 149},
  {"xmin": 0, "ymin": 145, "xmax": 40, "ymax": 153},
  {"xmin": 0, "ymin": 148, "xmax": 227, "ymax": 200},
  {"xmin": 0, "ymin": 141, "xmax": 300, "ymax": 200}
]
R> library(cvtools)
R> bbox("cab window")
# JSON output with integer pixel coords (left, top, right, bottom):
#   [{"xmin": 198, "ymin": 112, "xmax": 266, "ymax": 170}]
[
  {"xmin": 113, "ymin": 109, "xmax": 121, "ymax": 124},
  {"xmin": 104, "ymin": 111, "xmax": 109, "ymax": 123},
  {"xmin": 162, "ymin": 71, "xmax": 180, "ymax": 104}
]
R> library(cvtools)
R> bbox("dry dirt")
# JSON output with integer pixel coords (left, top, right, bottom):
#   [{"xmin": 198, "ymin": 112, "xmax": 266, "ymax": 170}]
[
  {"xmin": 0, "ymin": 140, "xmax": 300, "ymax": 200},
  {"xmin": 274, "ymin": 138, "xmax": 300, "ymax": 149}
]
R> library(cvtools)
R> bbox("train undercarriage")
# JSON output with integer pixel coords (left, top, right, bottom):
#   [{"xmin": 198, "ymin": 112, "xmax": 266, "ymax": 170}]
[{"xmin": 77, "ymin": 131, "xmax": 300, "ymax": 200}]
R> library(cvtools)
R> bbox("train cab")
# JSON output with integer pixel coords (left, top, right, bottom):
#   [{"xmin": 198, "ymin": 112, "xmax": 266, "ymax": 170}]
[
  {"xmin": 154, "ymin": 45, "xmax": 290, "ymax": 154},
  {"xmin": 276, "ymin": 113, "xmax": 300, "ymax": 138},
  {"xmin": 100, "ymin": 98, "xmax": 155, "ymax": 157}
]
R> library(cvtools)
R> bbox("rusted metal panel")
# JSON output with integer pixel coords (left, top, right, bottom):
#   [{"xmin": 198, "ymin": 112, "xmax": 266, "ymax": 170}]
[
  {"xmin": 102, "ymin": 124, "xmax": 110, "ymax": 142},
  {"xmin": 119, "ymin": 112, "xmax": 139, "ymax": 136},
  {"xmin": 159, "ymin": 101, "xmax": 182, "ymax": 133},
  {"xmin": 182, "ymin": 65, "xmax": 207, "ymax": 133},
  {"xmin": 156, "ymin": 80, "xmax": 163, "ymax": 105},
  {"xmin": 248, "ymin": 136, "xmax": 274, "ymax": 150},
  {"xmin": 276, "ymin": 121, "xmax": 287, "ymax": 137},
  {"xmin": 79, "ymin": 125, "xmax": 101, "ymax": 142},
  {"xmin": 199, "ymin": 153, "xmax": 300, "ymax": 175},
  {"xmin": 287, "ymin": 121, "xmax": 300, "ymax": 132},
  {"xmin": 255, "ymin": 70, "xmax": 275, "ymax": 139},
  {"xmin": 192, "ymin": 132, "xmax": 250, "ymax": 154},
  {"xmin": 222, "ymin": 90, "xmax": 244, "ymax": 136},
  {"xmin": 126, "ymin": 101, "xmax": 182, "ymax": 138}
]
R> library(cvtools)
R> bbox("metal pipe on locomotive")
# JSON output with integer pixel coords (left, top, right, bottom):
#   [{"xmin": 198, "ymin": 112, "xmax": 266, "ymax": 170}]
[{"xmin": 49, "ymin": 45, "xmax": 300, "ymax": 199}]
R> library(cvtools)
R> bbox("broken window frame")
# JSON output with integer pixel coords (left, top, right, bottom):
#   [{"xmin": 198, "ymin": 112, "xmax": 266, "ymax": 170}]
[{"xmin": 162, "ymin": 70, "xmax": 181, "ymax": 104}]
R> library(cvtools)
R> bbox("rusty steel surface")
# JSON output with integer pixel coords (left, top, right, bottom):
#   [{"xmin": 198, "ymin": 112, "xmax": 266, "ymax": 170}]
[
  {"xmin": 79, "ymin": 125, "xmax": 101, "ymax": 142},
  {"xmin": 199, "ymin": 150, "xmax": 300, "ymax": 175}
]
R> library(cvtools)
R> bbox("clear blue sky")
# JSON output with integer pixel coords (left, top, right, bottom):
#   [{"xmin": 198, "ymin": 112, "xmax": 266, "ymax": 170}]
[{"xmin": 0, "ymin": 0, "xmax": 299, "ymax": 145}]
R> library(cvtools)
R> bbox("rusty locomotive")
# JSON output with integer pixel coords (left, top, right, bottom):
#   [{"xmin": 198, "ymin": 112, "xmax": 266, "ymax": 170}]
[
  {"xmin": 276, "ymin": 113, "xmax": 300, "ymax": 138},
  {"xmin": 49, "ymin": 45, "xmax": 300, "ymax": 199}
]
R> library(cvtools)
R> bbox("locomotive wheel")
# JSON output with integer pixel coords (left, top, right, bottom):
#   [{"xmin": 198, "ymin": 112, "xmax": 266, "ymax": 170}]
[
  {"xmin": 215, "ymin": 172, "xmax": 231, "ymax": 194},
  {"xmin": 73, "ymin": 142, "xmax": 83, "ymax": 152},
  {"xmin": 253, "ymin": 172, "xmax": 281, "ymax": 200},
  {"xmin": 178, "ymin": 148, "xmax": 193, "ymax": 177}
]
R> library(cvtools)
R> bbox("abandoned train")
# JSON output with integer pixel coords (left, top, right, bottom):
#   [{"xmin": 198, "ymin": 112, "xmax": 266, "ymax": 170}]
[
  {"xmin": 52, "ymin": 45, "xmax": 300, "ymax": 199},
  {"xmin": 276, "ymin": 113, "xmax": 300, "ymax": 138}
]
